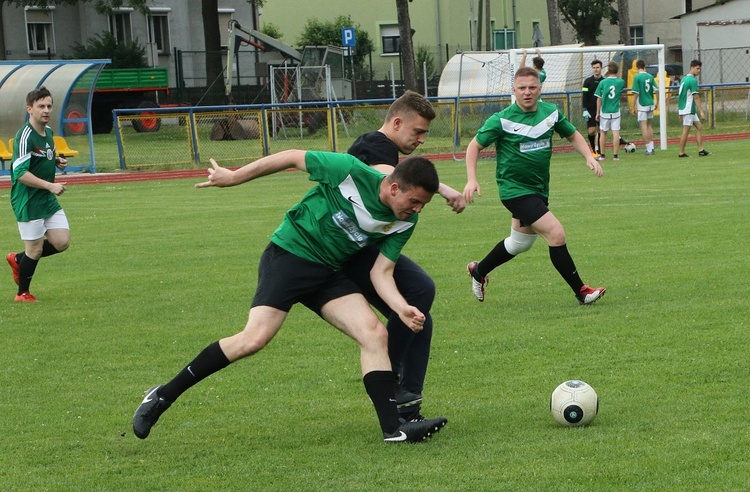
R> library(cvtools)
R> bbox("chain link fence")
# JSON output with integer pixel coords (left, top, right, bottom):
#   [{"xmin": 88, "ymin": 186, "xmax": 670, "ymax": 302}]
[{"xmin": 113, "ymin": 81, "xmax": 749, "ymax": 171}]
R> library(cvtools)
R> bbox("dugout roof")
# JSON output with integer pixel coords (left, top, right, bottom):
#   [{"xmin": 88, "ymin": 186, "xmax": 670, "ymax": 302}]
[{"xmin": 0, "ymin": 59, "xmax": 109, "ymax": 174}]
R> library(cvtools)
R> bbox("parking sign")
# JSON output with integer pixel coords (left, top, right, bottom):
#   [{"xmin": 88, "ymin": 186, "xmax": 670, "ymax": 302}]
[{"xmin": 341, "ymin": 27, "xmax": 356, "ymax": 47}]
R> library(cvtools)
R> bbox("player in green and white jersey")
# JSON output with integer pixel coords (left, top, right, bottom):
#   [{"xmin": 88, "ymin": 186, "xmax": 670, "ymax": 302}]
[
  {"xmin": 632, "ymin": 59, "xmax": 659, "ymax": 155},
  {"xmin": 595, "ymin": 61, "xmax": 626, "ymax": 162},
  {"xmin": 677, "ymin": 59, "xmax": 710, "ymax": 158},
  {"xmin": 463, "ymin": 67, "xmax": 606, "ymax": 306},
  {"xmin": 133, "ymin": 150, "xmax": 449, "ymax": 444},
  {"xmin": 521, "ymin": 48, "xmax": 546, "ymax": 84},
  {"xmin": 6, "ymin": 87, "xmax": 69, "ymax": 303}
]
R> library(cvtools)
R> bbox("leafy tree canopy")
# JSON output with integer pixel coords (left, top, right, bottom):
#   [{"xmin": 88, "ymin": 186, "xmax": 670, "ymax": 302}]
[
  {"xmin": 558, "ymin": 0, "xmax": 618, "ymax": 46},
  {"xmin": 67, "ymin": 31, "xmax": 147, "ymax": 68},
  {"xmin": 297, "ymin": 16, "xmax": 374, "ymax": 80}
]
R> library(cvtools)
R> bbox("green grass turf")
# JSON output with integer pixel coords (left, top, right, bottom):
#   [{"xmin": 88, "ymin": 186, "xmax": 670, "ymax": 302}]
[{"xmin": 1, "ymin": 139, "xmax": 749, "ymax": 490}]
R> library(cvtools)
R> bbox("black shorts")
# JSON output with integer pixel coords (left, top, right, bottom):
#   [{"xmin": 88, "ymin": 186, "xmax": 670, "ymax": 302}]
[
  {"xmin": 586, "ymin": 117, "xmax": 599, "ymax": 129},
  {"xmin": 501, "ymin": 194, "xmax": 549, "ymax": 227},
  {"xmin": 252, "ymin": 243, "xmax": 361, "ymax": 313}
]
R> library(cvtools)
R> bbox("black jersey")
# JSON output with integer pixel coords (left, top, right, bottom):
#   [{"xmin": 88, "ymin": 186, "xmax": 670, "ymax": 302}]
[
  {"xmin": 581, "ymin": 75, "xmax": 603, "ymax": 114},
  {"xmin": 348, "ymin": 131, "xmax": 399, "ymax": 166}
]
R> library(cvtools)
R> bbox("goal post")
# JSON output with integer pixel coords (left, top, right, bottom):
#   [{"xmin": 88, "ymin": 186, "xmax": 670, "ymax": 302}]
[{"xmin": 508, "ymin": 44, "xmax": 668, "ymax": 151}]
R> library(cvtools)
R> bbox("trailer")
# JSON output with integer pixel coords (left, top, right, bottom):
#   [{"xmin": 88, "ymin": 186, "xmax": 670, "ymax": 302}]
[{"xmin": 65, "ymin": 67, "xmax": 169, "ymax": 135}]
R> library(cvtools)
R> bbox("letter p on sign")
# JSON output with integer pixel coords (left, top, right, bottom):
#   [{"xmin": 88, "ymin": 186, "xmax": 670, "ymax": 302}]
[{"xmin": 342, "ymin": 27, "xmax": 356, "ymax": 47}]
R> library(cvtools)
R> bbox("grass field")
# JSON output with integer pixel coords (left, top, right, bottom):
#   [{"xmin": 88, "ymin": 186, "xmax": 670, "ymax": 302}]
[{"xmin": 2, "ymin": 139, "xmax": 749, "ymax": 491}]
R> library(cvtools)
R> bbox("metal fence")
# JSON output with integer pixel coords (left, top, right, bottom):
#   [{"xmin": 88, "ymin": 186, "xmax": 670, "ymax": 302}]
[
  {"xmin": 693, "ymin": 47, "xmax": 750, "ymax": 85},
  {"xmin": 113, "ymin": 82, "xmax": 749, "ymax": 171}
]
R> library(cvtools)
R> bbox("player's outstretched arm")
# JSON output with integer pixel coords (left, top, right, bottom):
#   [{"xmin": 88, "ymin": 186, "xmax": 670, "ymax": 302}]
[
  {"xmin": 463, "ymin": 137, "xmax": 485, "ymax": 203},
  {"xmin": 438, "ymin": 183, "xmax": 466, "ymax": 213},
  {"xmin": 195, "ymin": 150, "xmax": 307, "ymax": 188},
  {"xmin": 370, "ymin": 253, "xmax": 425, "ymax": 333},
  {"xmin": 568, "ymin": 131, "xmax": 603, "ymax": 177}
]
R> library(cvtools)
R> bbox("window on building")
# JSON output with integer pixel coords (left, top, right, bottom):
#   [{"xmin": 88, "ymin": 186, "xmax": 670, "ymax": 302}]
[
  {"xmin": 630, "ymin": 25, "xmax": 644, "ymax": 45},
  {"xmin": 493, "ymin": 29, "xmax": 516, "ymax": 50},
  {"xmin": 109, "ymin": 11, "xmax": 133, "ymax": 44},
  {"xmin": 381, "ymin": 25, "xmax": 400, "ymax": 55},
  {"xmin": 148, "ymin": 13, "xmax": 170, "ymax": 53},
  {"xmin": 25, "ymin": 7, "xmax": 55, "ymax": 55}
]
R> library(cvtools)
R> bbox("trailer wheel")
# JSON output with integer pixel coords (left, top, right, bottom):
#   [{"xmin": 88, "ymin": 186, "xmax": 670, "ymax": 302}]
[
  {"xmin": 132, "ymin": 101, "xmax": 162, "ymax": 133},
  {"xmin": 64, "ymin": 104, "xmax": 87, "ymax": 136}
]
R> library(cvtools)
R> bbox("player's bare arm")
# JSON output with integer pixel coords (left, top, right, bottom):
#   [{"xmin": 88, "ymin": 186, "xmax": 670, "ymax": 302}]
[
  {"xmin": 372, "ymin": 163, "xmax": 465, "ymax": 213},
  {"xmin": 196, "ymin": 150, "xmax": 308, "ymax": 188},
  {"xmin": 463, "ymin": 137, "xmax": 485, "ymax": 203},
  {"xmin": 18, "ymin": 171, "xmax": 66, "ymax": 195},
  {"xmin": 568, "ymin": 132, "xmax": 603, "ymax": 177},
  {"xmin": 370, "ymin": 253, "xmax": 425, "ymax": 333},
  {"xmin": 55, "ymin": 156, "xmax": 67, "ymax": 171},
  {"xmin": 438, "ymin": 183, "xmax": 466, "ymax": 213}
]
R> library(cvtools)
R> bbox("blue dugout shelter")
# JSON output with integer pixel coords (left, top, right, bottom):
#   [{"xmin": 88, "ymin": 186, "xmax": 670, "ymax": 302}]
[{"xmin": 0, "ymin": 59, "xmax": 109, "ymax": 175}]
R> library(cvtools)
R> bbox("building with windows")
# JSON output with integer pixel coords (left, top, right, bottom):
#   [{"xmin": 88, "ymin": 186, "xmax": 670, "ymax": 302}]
[
  {"xmin": 0, "ymin": 0, "xmax": 256, "ymax": 89},
  {"xmin": 560, "ymin": 0, "xmax": 716, "ymax": 65},
  {"xmin": 1, "ymin": 1, "xmax": 739, "ymax": 93},
  {"xmin": 255, "ymin": 0, "xmax": 553, "ymax": 80}
]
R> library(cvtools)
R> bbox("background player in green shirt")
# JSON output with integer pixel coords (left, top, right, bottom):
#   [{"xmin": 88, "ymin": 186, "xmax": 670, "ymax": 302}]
[
  {"xmin": 6, "ymin": 87, "xmax": 69, "ymax": 303},
  {"xmin": 463, "ymin": 67, "xmax": 606, "ymax": 306},
  {"xmin": 133, "ymin": 150, "xmax": 448, "ymax": 443},
  {"xmin": 521, "ymin": 48, "xmax": 546, "ymax": 84},
  {"xmin": 632, "ymin": 59, "xmax": 658, "ymax": 155},
  {"xmin": 595, "ymin": 61, "xmax": 626, "ymax": 162},
  {"xmin": 677, "ymin": 59, "xmax": 710, "ymax": 158}
]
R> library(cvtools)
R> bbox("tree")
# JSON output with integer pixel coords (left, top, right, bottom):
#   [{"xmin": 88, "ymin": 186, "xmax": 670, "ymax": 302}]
[
  {"xmin": 546, "ymin": 0, "xmax": 563, "ymax": 46},
  {"xmin": 617, "ymin": 0, "xmax": 631, "ymax": 45},
  {"xmin": 558, "ymin": 0, "xmax": 618, "ymax": 46},
  {"xmin": 68, "ymin": 31, "xmax": 147, "ymax": 68},
  {"xmin": 396, "ymin": 0, "xmax": 418, "ymax": 92},
  {"xmin": 297, "ymin": 16, "xmax": 374, "ymax": 81}
]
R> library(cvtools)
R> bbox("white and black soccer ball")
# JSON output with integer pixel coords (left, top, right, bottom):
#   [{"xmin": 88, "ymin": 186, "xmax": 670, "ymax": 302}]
[
  {"xmin": 550, "ymin": 380, "xmax": 599, "ymax": 427},
  {"xmin": 624, "ymin": 142, "xmax": 637, "ymax": 153}
]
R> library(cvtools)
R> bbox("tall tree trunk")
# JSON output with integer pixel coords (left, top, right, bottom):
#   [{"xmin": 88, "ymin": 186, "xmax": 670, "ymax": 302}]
[
  {"xmin": 618, "ymin": 0, "xmax": 631, "ymax": 45},
  {"xmin": 477, "ymin": 0, "xmax": 483, "ymax": 51},
  {"xmin": 396, "ymin": 0, "xmax": 419, "ymax": 92},
  {"xmin": 202, "ymin": 0, "xmax": 225, "ymax": 99},
  {"xmin": 546, "ymin": 0, "xmax": 563, "ymax": 46},
  {"xmin": 0, "ymin": 1, "xmax": 6, "ymax": 60},
  {"xmin": 485, "ymin": 0, "xmax": 491, "ymax": 50}
]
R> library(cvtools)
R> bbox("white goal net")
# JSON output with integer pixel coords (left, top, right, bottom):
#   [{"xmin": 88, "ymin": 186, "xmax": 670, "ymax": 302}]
[{"xmin": 439, "ymin": 44, "xmax": 668, "ymax": 157}]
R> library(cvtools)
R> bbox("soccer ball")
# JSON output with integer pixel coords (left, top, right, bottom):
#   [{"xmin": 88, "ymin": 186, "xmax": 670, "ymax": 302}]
[
  {"xmin": 624, "ymin": 142, "xmax": 637, "ymax": 153},
  {"xmin": 550, "ymin": 380, "xmax": 599, "ymax": 427}
]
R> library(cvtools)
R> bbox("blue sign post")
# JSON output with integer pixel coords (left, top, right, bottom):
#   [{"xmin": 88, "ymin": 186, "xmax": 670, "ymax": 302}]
[
  {"xmin": 341, "ymin": 27, "xmax": 357, "ymax": 99},
  {"xmin": 341, "ymin": 27, "xmax": 356, "ymax": 47}
]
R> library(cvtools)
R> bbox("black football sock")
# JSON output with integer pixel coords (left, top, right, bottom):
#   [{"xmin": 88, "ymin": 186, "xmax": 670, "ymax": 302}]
[
  {"xmin": 363, "ymin": 370, "xmax": 401, "ymax": 435},
  {"xmin": 475, "ymin": 240, "xmax": 515, "ymax": 280},
  {"xmin": 158, "ymin": 341, "xmax": 231, "ymax": 403},
  {"xmin": 588, "ymin": 134, "xmax": 596, "ymax": 151},
  {"xmin": 41, "ymin": 240, "xmax": 61, "ymax": 257},
  {"xmin": 549, "ymin": 244, "xmax": 584, "ymax": 294},
  {"xmin": 17, "ymin": 255, "xmax": 39, "ymax": 295}
]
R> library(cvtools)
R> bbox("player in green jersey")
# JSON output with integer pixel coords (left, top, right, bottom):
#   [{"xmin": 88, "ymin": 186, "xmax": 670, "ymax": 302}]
[
  {"xmin": 521, "ymin": 48, "xmax": 546, "ymax": 84},
  {"xmin": 133, "ymin": 150, "xmax": 448, "ymax": 443},
  {"xmin": 595, "ymin": 61, "xmax": 626, "ymax": 162},
  {"xmin": 677, "ymin": 60, "xmax": 710, "ymax": 158},
  {"xmin": 632, "ymin": 60, "xmax": 658, "ymax": 155},
  {"xmin": 6, "ymin": 87, "xmax": 69, "ymax": 303},
  {"xmin": 463, "ymin": 67, "xmax": 606, "ymax": 306}
]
